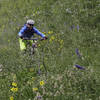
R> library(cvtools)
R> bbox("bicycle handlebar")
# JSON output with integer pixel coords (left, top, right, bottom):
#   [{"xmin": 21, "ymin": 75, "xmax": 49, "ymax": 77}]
[
  {"xmin": 23, "ymin": 38, "xmax": 38, "ymax": 40},
  {"xmin": 22, "ymin": 38, "xmax": 45, "ymax": 41}
]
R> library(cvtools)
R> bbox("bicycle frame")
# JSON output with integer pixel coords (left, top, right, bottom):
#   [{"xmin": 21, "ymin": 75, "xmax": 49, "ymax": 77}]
[
  {"xmin": 23, "ymin": 38, "xmax": 41, "ymax": 55},
  {"xmin": 22, "ymin": 37, "xmax": 47, "ymax": 75}
]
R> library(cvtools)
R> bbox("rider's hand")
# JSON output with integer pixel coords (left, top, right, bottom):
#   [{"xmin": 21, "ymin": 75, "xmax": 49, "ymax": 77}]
[
  {"xmin": 43, "ymin": 36, "xmax": 48, "ymax": 40},
  {"xmin": 20, "ymin": 36, "xmax": 27, "ymax": 41},
  {"xmin": 23, "ymin": 38, "xmax": 27, "ymax": 40},
  {"xmin": 20, "ymin": 36, "xmax": 23, "ymax": 39}
]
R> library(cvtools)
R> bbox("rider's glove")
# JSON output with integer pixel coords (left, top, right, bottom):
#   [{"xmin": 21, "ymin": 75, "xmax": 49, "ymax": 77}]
[
  {"xmin": 20, "ymin": 36, "xmax": 23, "ymax": 39},
  {"xmin": 43, "ymin": 36, "xmax": 48, "ymax": 40}
]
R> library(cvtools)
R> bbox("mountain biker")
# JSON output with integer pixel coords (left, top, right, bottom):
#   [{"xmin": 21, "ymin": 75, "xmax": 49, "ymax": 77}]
[{"xmin": 18, "ymin": 19, "xmax": 47, "ymax": 51}]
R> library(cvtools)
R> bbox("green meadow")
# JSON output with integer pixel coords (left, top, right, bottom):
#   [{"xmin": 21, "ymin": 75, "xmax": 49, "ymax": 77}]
[{"xmin": 0, "ymin": 0, "xmax": 100, "ymax": 100}]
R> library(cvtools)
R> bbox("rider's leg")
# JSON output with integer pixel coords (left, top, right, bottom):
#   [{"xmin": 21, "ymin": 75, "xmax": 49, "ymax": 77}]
[
  {"xmin": 19, "ymin": 38, "xmax": 27, "ymax": 53},
  {"xmin": 28, "ymin": 40, "xmax": 35, "ymax": 54}
]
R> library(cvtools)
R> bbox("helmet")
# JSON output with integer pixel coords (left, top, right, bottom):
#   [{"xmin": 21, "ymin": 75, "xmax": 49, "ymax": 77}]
[{"xmin": 27, "ymin": 19, "xmax": 35, "ymax": 25}]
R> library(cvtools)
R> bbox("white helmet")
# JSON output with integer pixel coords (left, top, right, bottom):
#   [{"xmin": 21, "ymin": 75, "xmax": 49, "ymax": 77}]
[{"xmin": 27, "ymin": 19, "xmax": 35, "ymax": 25}]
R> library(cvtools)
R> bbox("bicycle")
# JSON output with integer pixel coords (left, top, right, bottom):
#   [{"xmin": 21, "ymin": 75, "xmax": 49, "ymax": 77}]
[{"xmin": 22, "ymin": 37, "xmax": 47, "ymax": 75}]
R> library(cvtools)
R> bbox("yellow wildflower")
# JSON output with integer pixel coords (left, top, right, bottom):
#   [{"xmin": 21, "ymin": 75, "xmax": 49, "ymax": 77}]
[
  {"xmin": 58, "ymin": 48, "xmax": 61, "ymax": 51},
  {"xmin": 38, "ymin": 44, "xmax": 41, "ymax": 47},
  {"xmin": 48, "ymin": 31, "xmax": 53, "ymax": 34},
  {"xmin": 49, "ymin": 36, "xmax": 55, "ymax": 42},
  {"xmin": 10, "ymin": 96, "xmax": 14, "ymax": 100},
  {"xmin": 60, "ymin": 40, "xmax": 64, "ymax": 44},
  {"xmin": 33, "ymin": 13, "xmax": 35, "ymax": 16},
  {"xmin": 40, "ymin": 81, "xmax": 45, "ymax": 86},
  {"xmin": 35, "ymin": 11, "xmax": 37, "ymax": 14},
  {"xmin": 11, "ymin": 87, "xmax": 18, "ymax": 92},
  {"xmin": 12, "ymin": 82, "xmax": 17, "ymax": 87},
  {"xmin": 43, "ymin": 32, "xmax": 46, "ymax": 34},
  {"xmin": 29, "ymin": 68, "xmax": 34, "ymax": 72},
  {"xmin": 32, "ymin": 77, "xmax": 35, "ymax": 81},
  {"xmin": 33, "ymin": 88, "xmax": 38, "ymax": 91},
  {"xmin": 27, "ymin": 81, "xmax": 32, "ymax": 85},
  {"xmin": 8, "ymin": 40, "xmax": 10, "ymax": 42},
  {"xmin": 51, "ymin": 36, "xmax": 55, "ymax": 40}
]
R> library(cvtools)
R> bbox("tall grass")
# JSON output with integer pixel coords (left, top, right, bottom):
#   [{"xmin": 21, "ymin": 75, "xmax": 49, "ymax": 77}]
[{"xmin": 0, "ymin": 0, "xmax": 100, "ymax": 99}]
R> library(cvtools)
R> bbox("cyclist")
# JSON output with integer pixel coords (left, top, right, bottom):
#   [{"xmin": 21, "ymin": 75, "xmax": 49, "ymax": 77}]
[{"xmin": 18, "ymin": 19, "xmax": 47, "ymax": 51}]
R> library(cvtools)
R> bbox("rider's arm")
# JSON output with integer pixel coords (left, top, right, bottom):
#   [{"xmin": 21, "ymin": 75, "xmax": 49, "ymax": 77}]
[
  {"xmin": 18, "ymin": 26, "xmax": 26, "ymax": 38},
  {"xmin": 33, "ymin": 27, "xmax": 45, "ymax": 38}
]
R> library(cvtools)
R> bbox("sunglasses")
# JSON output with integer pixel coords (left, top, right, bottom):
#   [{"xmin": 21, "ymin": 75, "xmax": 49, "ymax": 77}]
[{"xmin": 29, "ymin": 24, "xmax": 34, "ymax": 26}]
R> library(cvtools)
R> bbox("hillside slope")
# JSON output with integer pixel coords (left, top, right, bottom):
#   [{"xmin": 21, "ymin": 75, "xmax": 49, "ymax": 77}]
[{"xmin": 0, "ymin": 0, "xmax": 100, "ymax": 100}]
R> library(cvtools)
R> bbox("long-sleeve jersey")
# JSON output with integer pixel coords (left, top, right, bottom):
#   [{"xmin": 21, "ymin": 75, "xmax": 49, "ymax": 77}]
[{"xmin": 18, "ymin": 24, "xmax": 45, "ymax": 38}]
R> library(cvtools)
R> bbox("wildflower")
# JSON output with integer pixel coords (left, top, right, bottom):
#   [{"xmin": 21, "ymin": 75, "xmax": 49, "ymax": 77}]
[
  {"xmin": 35, "ymin": 11, "xmax": 37, "ymax": 14},
  {"xmin": 11, "ymin": 87, "xmax": 18, "ymax": 92},
  {"xmin": 0, "ymin": 64, "xmax": 2, "ymax": 68},
  {"xmin": 10, "ymin": 96, "xmax": 14, "ymax": 100},
  {"xmin": 40, "ymin": 81, "xmax": 45, "ymax": 86},
  {"xmin": 48, "ymin": 31, "xmax": 53, "ymax": 34},
  {"xmin": 66, "ymin": 8, "xmax": 72, "ymax": 14},
  {"xmin": 60, "ymin": 40, "xmax": 63, "ymax": 44},
  {"xmin": 27, "ymin": 81, "xmax": 32, "ymax": 85},
  {"xmin": 49, "ymin": 36, "xmax": 55, "ymax": 42},
  {"xmin": 75, "ymin": 48, "xmax": 81, "ymax": 58},
  {"xmin": 58, "ymin": 48, "xmax": 61, "ymax": 51},
  {"xmin": 37, "ymin": 8, "xmax": 39, "ymax": 10},
  {"xmin": 74, "ymin": 64, "xmax": 85, "ymax": 70},
  {"xmin": 13, "ymin": 74, "xmax": 17, "ymax": 80},
  {"xmin": 12, "ymin": 82, "xmax": 17, "ymax": 87},
  {"xmin": 0, "ymin": 65, "xmax": 2, "ymax": 72},
  {"xmin": 33, "ymin": 88, "xmax": 38, "ymax": 91},
  {"xmin": 0, "ymin": 68, "xmax": 2, "ymax": 72},
  {"xmin": 32, "ymin": 77, "xmax": 35, "ymax": 81},
  {"xmin": 29, "ymin": 68, "xmax": 34, "ymax": 72},
  {"xmin": 43, "ymin": 32, "xmax": 46, "ymax": 34},
  {"xmin": 51, "ymin": 36, "xmax": 55, "ymax": 40},
  {"xmin": 38, "ymin": 69, "xmax": 41, "ymax": 75},
  {"xmin": 70, "ymin": 25, "xmax": 75, "ymax": 31},
  {"xmin": 38, "ymin": 44, "xmax": 41, "ymax": 47},
  {"xmin": 37, "ymin": 96, "xmax": 42, "ymax": 99},
  {"xmin": 33, "ymin": 13, "xmax": 35, "ymax": 16},
  {"xmin": 8, "ymin": 40, "xmax": 10, "ymax": 42}
]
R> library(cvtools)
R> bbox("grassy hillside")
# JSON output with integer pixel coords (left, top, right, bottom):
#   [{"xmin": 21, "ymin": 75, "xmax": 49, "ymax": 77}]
[{"xmin": 0, "ymin": 0, "xmax": 100, "ymax": 100}]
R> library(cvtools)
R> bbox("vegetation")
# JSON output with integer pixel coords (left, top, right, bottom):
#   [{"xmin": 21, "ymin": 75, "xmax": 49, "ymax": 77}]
[{"xmin": 0, "ymin": 0, "xmax": 100, "ymax": 100}]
